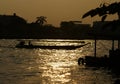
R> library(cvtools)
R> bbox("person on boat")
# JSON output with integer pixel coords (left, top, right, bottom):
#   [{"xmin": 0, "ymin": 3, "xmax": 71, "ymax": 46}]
[
  {"xmin": 78, "ymin": 57, "xmax": 85, "ymax": 65},
  {"xmin": 28, "ymin": 41, "xmax": 33, "ymax": 46}
]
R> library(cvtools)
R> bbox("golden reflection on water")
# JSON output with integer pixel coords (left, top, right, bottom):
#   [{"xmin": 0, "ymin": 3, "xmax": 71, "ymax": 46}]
[
  {"xmin": 42, "ymin": 62, "xmax": 71, "ymax": 83},
  {"xmin": 36, "ymin": 49, "xmax": 77, "ymax": 83}
]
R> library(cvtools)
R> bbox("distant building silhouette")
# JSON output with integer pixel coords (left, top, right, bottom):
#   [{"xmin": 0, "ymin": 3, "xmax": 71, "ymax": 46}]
[
  {"xmin": 93, "ymin": 21, "xmax": 120, "ymax": 39},
  {"xmin": 60, "ymin": 21, "xmax": 91, "ymax": 39},
  {"xmin": 0, "ymin": 13, "xmax": 27, "ymax": 26},
  {"xmin": 0, "ymin": 13, "xmax": 27, "ymax": 38},
  {"xmin": 60, "ymin": 21, "xmax": 90, "ymax": 28}
]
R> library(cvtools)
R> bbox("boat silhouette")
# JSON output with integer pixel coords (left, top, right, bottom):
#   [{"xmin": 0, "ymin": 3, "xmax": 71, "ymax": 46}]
[{"xmin": 15, "ymin": 41, "xmax": 88, "ymax": 50}]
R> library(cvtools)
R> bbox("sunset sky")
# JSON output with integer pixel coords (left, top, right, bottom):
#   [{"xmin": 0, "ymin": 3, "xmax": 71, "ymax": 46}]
[{"xmin": 0, "ymin": 0, "xmax": 120, "ymax": 26}]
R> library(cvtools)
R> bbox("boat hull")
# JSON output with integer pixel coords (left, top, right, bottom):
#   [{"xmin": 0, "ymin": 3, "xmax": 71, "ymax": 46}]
[{"xmin": 16, "ymin": 45, "xmax": 85, "ymax": 50}]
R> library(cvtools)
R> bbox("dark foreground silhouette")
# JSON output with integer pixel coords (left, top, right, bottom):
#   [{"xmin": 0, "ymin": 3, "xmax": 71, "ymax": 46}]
[{"xmin": 78, "ymin": 48, "xmax": 120, "ymax": 75}]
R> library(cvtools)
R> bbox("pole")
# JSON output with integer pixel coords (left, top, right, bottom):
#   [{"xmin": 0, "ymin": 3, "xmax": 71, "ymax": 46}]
[
  {"xmin": 118, "ymin": 40, "xmax": 120, "ymax": 49},
  {"xmin": 112, "ymin": 40, "xmax": 114, "ymax": 51},
  {"xmin": 94, "ymin": 36, "xmax": 97, "ymax": 58}
]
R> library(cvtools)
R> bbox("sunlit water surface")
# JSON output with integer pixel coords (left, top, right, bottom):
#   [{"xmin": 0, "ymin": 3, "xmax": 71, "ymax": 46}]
[{"xmin": 0, "ymin": 39, "xmax": 119, "ymax": 84}]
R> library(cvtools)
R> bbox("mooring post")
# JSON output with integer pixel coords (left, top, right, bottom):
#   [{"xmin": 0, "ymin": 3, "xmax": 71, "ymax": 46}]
[
  {"xmin": 94, "ymin": 38, "xmax": 97, "ymax": 58},
  {"xmin": 118, "ymin": 40, "xmax": 120, "ymax": 49},
  {"xmin": 112, "ymin": 40, "xmax": 114, "ymax": 51}
]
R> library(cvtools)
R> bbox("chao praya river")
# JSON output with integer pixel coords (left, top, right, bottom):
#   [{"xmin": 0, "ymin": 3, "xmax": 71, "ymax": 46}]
[{"xmin": 0, "ymin": 39, "xmax": 119, "ymax": 84}]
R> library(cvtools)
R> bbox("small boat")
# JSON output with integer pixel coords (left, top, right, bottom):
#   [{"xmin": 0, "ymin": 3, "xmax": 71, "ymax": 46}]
[{"xmin": 15, "ymin": 41, "xmax": 88, "ymax": 50}]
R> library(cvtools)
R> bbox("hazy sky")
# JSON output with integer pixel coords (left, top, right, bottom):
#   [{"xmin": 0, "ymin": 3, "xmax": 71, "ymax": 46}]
[{"xmin": 0, "ymin": 0, "xmax": 120, "ymax": 26}]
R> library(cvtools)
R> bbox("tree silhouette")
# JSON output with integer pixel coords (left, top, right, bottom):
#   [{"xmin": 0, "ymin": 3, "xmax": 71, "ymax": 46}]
[
  {"xmin": 35, "ymin": 16, "xmax": 47, "ymax": 26},
  {"xmin": 102, "ymin": 2, "xmax": 120, "ymax": 30},
  {"xmin": 82, "ymin": 3, "xmax": 108, "ymax": 21},
  {"xmin": 82, "ymin": 2, "xmax": 120, "ymax": 21},
  {"xmin": 82, "ymin": 2, "xmax": 120, "ymax": 50}
]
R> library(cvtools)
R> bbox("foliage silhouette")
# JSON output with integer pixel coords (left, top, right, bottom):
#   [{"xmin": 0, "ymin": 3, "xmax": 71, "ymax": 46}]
[
  {"xmin": 82, "ymin": 2, "xmax": 120, "ymax": 35},
  {"xmin": 82, "ymin": 3, "xmax": 108, "ymax": 21},
  {"xmin": 35, "ymin": 16, "xmax": 47, "ymax": 26},
  {"xmin": 82, "ymin": 2, "xmax": 120, "ymax": 22}
]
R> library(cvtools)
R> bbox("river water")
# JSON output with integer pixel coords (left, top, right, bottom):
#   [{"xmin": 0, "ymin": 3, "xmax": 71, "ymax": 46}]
[{"xmin": 0, "ymin": 39, "xmax": 119, "ymax": 84}]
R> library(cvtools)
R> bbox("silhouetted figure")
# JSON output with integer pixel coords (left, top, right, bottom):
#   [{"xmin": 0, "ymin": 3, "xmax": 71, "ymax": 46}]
[
  {"xmin": 28, "ymin": 41, "xmax": 32, "ymax": 46},
  {"xmin": 78, "ymin": 58, "xmax": 84, "ymax": 65}
]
